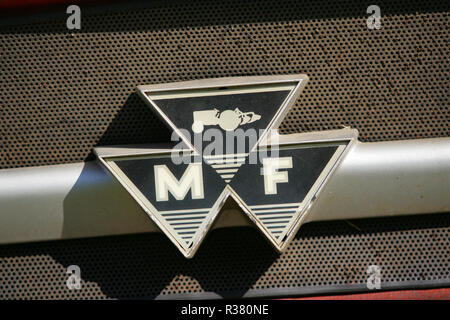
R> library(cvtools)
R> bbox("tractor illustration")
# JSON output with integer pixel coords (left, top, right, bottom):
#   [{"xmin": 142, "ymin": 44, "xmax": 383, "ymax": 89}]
[{"xmin": 191, "ymin": 108, "xmax": 261, "ymax": 133}]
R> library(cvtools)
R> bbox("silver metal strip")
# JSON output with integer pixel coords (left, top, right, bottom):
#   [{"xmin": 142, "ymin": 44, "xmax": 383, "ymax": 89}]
[{"xmin": 0, "ymin": 137, "xmax": 449, "ymax": 245}]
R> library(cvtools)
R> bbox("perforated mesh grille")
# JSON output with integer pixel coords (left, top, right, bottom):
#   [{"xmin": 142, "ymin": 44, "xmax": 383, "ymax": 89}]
[
  {"xmin": 0, "ymin": 213, "xmax": 448, "ymax": 299},
  {"xmin": 0, "ymin": 0, "xmax": 449, "ymax": 169}
]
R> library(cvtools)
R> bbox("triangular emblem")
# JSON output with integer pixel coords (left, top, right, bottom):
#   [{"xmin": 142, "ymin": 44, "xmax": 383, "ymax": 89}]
[
  {"xmin": 95, "ymin": 75, "xmax": 358, "ymax": 258},
  {"xmin": 139, "ymin": 79, "xmax": 298, "ymax": 156},
  {"xmin": 229, "ymin": 142, "xmax": 351, "ymax": 249}
]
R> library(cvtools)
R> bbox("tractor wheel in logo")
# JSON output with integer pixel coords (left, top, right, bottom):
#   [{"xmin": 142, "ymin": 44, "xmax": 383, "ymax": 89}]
[
  {"xmin": 192, "ymin": 121, "xmax": 205, "ymax": 133},
  {"xmin": 218, "ymin": 110, "xmax": 241, "ymax": 131}
]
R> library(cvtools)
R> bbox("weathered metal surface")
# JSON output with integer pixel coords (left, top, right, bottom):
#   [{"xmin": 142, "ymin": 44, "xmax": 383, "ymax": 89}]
[{"xmin": 0, "ymin": 137, "xmax": 449, "ymax": 245}]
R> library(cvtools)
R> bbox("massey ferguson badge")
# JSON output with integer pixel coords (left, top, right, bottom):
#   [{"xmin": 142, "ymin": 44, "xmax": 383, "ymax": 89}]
[{"xmin": 95, "ymin": 75, "xmax": 357, "ymax": 258}]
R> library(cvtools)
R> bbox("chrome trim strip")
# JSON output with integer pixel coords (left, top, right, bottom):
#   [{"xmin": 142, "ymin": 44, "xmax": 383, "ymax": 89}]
[
  {"xmin": 0, "ymin": 137, "xmax": 449, "ymax": 245},
  {"xmin": 306, "ymin": 137, "xmax": 450, "ymax": 222}
]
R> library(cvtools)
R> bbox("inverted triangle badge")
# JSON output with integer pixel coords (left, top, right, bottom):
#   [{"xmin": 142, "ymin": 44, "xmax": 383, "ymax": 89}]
[
  {"xmin": 138, "ymin": 77, "xmax": 306, "ymax": 185},
  {"xmin": 229, "ymin": 141, "xmax": 350, "ymax": 251},
  {"xmin": 95, "ymin": 75, "xmax": 358, "ymax": 258},
  {"xmin": 138, "ymin": 78, "xmax": 302, "ymax": 156}
]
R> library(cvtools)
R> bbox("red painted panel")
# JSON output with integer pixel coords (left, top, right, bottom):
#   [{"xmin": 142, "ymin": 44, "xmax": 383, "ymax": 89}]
[
  {"xmin": 0, "ymin": 0, "xmax": 93, "ymax": 7},
  {"xmin": 283, "ymin": 288, "xmax": 450, "ymax": 300}
]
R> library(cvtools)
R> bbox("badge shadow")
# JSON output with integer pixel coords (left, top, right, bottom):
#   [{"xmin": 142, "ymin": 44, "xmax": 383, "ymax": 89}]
[
  {"xmin": 61, "ymin": 169, "xmax": 281, "ymax": 298},
  {"xmin": 58, "ymin": 92, "xmax": 281, "ymax": 299}
]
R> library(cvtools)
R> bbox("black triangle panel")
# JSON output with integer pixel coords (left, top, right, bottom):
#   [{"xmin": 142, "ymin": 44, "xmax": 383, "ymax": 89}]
[
  {"xmin": 149, "ymin": 89, "xmax": 292, "ymax": 155},
  {"xmin": 230, "ymin": 145, "xmax": 339, "ymax": 206}
]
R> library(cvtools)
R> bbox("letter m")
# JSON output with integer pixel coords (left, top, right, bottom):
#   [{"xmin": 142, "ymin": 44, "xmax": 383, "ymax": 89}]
[{"xmin": 154, "ymin": 163, "xmax": 204, "ymax": 201}]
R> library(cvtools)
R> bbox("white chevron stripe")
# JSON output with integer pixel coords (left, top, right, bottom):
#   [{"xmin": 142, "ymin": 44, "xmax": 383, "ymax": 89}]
[
  {"xmin": 162, "ymin": 212, "xmax": 207, "ymax": 218},
  {"xmin": 173, "ymin": 225, "xmax": 201, "ymax": 230},
  {"xmin": 169, "ymin": 221, "xmax": 203, "ymax": 226},
  {"xmin": 177, "ymin": 231, "xmax": 197, "ymax": 235},
  {"xmin": 252, "ymin": 208, "xmax": 298, "ymax": 214},
  {"xmin": 250, "ymin": 205, "xmax": 299, "ymax": 240},
  {"xmin": 159, "ymin": 208, "xmax": 210, "ymax": 214},
  {"xmin": 254, "ymin": 212, "xmax": 295, "ymax": 217},
  {"xmin": 203, "ymin": 153, "xmax": 248, "ymax": 159},
  {"xmin": 216, "ymin": 168, "xmax": 239, "ymax": 174},
  {"xmin": 159, "ymin": 209, "xmax": 210, "ymax": 245},
  {"xmin": 210, "ymin": 162, "xmax": 245, "ymax": 184},
  {"xmin": 249, "ymin": 202, "xmax": 301, "ymax": 209},
  {"xmin": 211, "ymin": 163, "xmax": 243, "ymax": 169},
  {"xmin": 263, "ymin": 220, "xmax": 291, "ymax": 224},
  {"xmin": 259, "ymin": 215, "xmax": 294, "ymax": 220},
  {"xmin": 206, "ymin": 153, "xmax": 249, "ymax": 184},
  {"xmin": 206, "ymin": 158, "xmax": 245, "ymax": 164},
  {"xmin": 164, "ymin": 215, "xmax": 207, "ymax": 221}
]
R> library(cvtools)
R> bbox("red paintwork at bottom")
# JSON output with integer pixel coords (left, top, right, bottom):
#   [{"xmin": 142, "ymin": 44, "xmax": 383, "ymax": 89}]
[{"xmin": 283, "ymin": 288, "xmax": 450, "ymax": 300}]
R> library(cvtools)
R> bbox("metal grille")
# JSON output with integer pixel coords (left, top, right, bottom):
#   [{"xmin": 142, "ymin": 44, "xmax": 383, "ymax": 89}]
[
  {"xmin": 0, "ymin": 0, "xmax": 449, "ymax": 169},
  {"xmin": 0, "ymin": 213, "xmax": 448, "ymax": 299}
]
